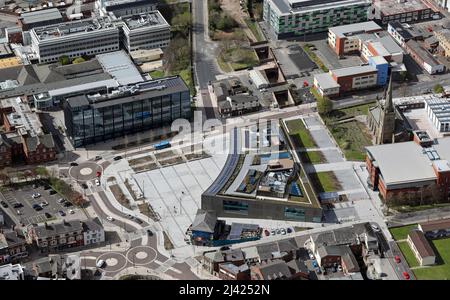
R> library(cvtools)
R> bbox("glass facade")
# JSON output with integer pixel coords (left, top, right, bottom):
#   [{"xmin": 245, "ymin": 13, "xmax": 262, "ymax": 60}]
[
  {"xmin": 223, "ymin": 200, "xmax": 249, "ymax": 215},
  {"xmin": 284, "ymin": 207, "xmax": 305, "ymax": 221},
  {"xmin": 64, "ymin": 78, "xmax": 191, "ymax": 147}
]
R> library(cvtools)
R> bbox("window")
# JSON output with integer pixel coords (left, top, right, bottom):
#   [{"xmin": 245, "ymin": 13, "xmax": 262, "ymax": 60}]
[
  {"xmin": 284, "ymin": 207, "xmax": 305, "ymax": 221},
  {"xmin": 223, "ymin": 200, "xmax": 248, "ymax": 215}
]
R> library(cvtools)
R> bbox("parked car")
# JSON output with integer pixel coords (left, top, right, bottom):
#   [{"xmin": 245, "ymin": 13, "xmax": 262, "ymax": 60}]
[
  {"xmin": 402, "ymin": 271, "xmax": 410, "ymax": 280},
  {"xmin": 12, "ymin": 203, "xmax": 23, "ymax": 209},
  {"xmin": 135, "ymin": 218, "xmax": 143, "ymax": 225},
  {"xmin": 58, "ymin": 198, "xmax": 65, "ymax": 204},
  {"xmin": 371, "ymin": 224, "xmax": 380, "ymax": 232},
  {"xmin": 63, "ymin": 202, "xmax": 73, "ymax": 207},
  {"xmin": 32, "ymin": 193, "xmax": 41, "ymax": 198},
  {"xmin": 286, "ymin": 227, "xmax": 292, "ymax": 234},
  {"xmin": 312, "ymin": 260, "xmax": 318, "ymax": 268},
  {"xmin": 106, "ymin": 216, "xmax": 114, "ymax": 222},
  {"xmin": 113, "ymin": 156, "xmax": 123, "ymax": 161},
  {"xmin": 280, "ymin": 228, "xmax": 286, "ymax": 235},
  {"xmin": 315, "ymin": 268, "xmax": 322, "ymax": 274},
  {"xmin": 96, "ymin": 171, "xmax": 101, "ymax": 177},
  {"xmin": 147, "ymin": 229, "xmax": 153, "ymax": 236},
  {"xmin": 58, "ymin": 210, "xmax": 66, "ymax": 217},
  {"xmin": 96, "ymin": 260, "xmax": 106, "ymax": 268},
  {"xmin": 68, "ymin": 209, "xmax": 75, "ymax": 214},
  {"xmin": 32, "ymin": 204, "xmax": 42, "ymax": 211},
  {"xmin": 40, "ymin": 201, "xmax": 49, "ymax": 207},
  {"xmin": 394, "ymin": 255, "xmax": 401, "ymax": 264},
  {"xmin": 276, "ymin": 229, "xmax": 281, "ymax": 235},
  {"xmin": 309, "ymin": 253, "xmax": 315, "ymax": 260},
  {"xmin": 81, "ymin": 183, "xmax": 88, "ymax": 189},
  {"xmin": 95, "ymin": 179, "xmax": 100, "ymax": 186},
  {"xmin": 45, "ymin": 212, "xmax": 52, "ymax": 218},
  {"xmin": 270, "ymin": 229, "xmax": 276, "ymax": 235},
  {"xmin": 49, "ymin": 190, "xmax": 57, "ymax": 195},
  {"xmin": 264, "ymin": 229, "xmax": 270, "ymax": 236},
  {"xmin": 16, "ymin": 210, "xmax": 22, "ymax": 215},
  {"xmin": 70, "ymin": 162, "xmax": 78, "ymax": 166},
  {"xmin": 337, "ymin": 265, "xmax": 343, "ymax": 272},
  {"xmin": 94, "ymin": 156, "xmax": 102, "ymax": 161},
  {"xmin": 220, "ymin": 246, "xmax": 230, "ymax": 251},
  {"xmin": 0, "ymin": 201, "xmax": 7, "ymax": 208}
]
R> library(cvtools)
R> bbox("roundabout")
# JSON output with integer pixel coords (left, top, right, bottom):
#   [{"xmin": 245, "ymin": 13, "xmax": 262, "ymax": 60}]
[
  {"xmin": 126, "ymin": 246, "xmax": 157, "ymax": 266},
  {"xmin": 69, "ymin": 162, "xmax": 103, "ymax": 181},
  {"xmin": 96, "ymin": 252, "xmax": 127, "ymax": 273}
]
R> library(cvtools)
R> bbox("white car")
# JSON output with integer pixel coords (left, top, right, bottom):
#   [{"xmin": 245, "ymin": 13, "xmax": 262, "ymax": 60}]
[
  {"xmin": 32, "ymin": 193, "xmax": 41, "ymax": 198},
  {"xmin": 68, "ymin": 209, "xmax": 75, "ymax": 214},
  {"xmin": 95, "ymin": 179, "xmax": 100, "ymax": 186},
  {"xmin": 96, "ymin": 260, "xmax": 106, "ymax": 268},
  {"xmin": 40, "ymin": 201, "xmax": 49, "ymax": 207},
  {"xmin": 106, "ymin": 216, "xmax": 114, "ymax": 222},
  {"xmin": 280, "ymin": 228, "xmax": 286, "ymax": 235},
  {"xmin": 371, "ymin": 224, "xmax": 380, "ymax": 232}
]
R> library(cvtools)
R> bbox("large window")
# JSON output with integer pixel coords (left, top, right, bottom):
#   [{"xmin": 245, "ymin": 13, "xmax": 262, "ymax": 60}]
[
  {"xmin": 284, "ymin": 207, "xmax": 305, "ymax": 221},
  {"xmin": 223, "ymin": 200, "xmax": 248, "ymax": 215}
]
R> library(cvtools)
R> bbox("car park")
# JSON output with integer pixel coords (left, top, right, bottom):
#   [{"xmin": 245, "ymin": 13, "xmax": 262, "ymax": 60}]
[{"xmin": 58, "ymin": 210, "xmax": 66, "ymax": 217}]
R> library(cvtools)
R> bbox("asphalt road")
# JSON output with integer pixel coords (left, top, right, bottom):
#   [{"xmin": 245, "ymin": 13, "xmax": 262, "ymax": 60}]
[{"xmin": 192, "ymin": 0, "xmax": 220, "ymax": 119}]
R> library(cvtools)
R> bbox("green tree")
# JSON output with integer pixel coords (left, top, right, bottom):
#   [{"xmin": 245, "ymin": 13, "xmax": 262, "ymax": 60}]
[
  {"xmin": 317, "ymin": 95, "xmax": 333, "ymax": 116},
  {"xmin": 58, "ymin": 55, "xmax": 71, "ymax": 65},
  {"xmin": 35, "ymin": 166, "xmax": 49, "ymax": 179},
  {"xmin": 433, "ymin": 84, "xmax": 444, "ymax": 94}
]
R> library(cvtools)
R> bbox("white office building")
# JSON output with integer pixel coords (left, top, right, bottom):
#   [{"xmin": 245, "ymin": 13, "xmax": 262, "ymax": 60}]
[
  {"xmin": 121, "ymin": 11, "xmax": 171, "ymax": 52},
  {"xmin": 97, "ymin": 0, "xmax": 159, "ymax": 17},
  {"xmin": 425, "ymin": 98, "xmax": 450, "ymax": 133},
  {"xmin": 30, "ymin": 18, "xmax": 120, "ymax": 63}
]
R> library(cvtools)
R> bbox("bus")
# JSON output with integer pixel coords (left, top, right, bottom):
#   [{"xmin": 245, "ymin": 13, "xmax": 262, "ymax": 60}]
[{"xmin": 153, "ymin": 140, "xmax": 171, "ymax": 150}]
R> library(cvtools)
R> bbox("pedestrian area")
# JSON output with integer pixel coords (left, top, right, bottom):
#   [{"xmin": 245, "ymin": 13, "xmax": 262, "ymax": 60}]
[{"xmin": 133, "ymin": 135, "xmax": 229, "ymax": 248}]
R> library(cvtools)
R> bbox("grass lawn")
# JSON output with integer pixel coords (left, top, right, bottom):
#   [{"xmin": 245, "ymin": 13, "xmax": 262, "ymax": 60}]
[
  {"xmin": 413, "ymin": 238, "xmax": 450, "ymax": 280},
  {"xmin": 389, "ymin": 224, "xmax": 418, "ymax": 241},
  {"xmin": 327, "ymin": 120, "xmax": 372, "ymax": 161},
  {"xmin": 309, "ymin": 171, "xmax": 341, "ymax": 193},
  {"xmin": 244, "ymin": 17, "xmax": 263, "ymax": 42},
  {"xmin": 218, "ymin": 45, "xmax": 258, "ymax": 71},
  {"xmin": 149, "ymin": 70, "xmax": 165, "ymax": 79},
  {"xmin": 398, "ymin": 241, "xmax": 419, "ymax": 268},
  {"xmin": 300, "ymin": 151, "xmax": 327, "ymax": 164},
  {"xmin": 285, "ymin": 119, "xmax": 317, "ymax": 148},
  {"xmin": 326, "ymin": 102, "xmax": 376, "ymax": 122}
]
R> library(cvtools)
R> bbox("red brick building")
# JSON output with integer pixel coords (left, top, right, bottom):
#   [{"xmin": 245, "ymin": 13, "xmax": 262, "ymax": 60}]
[{"xmin": 366, "ymin": 135, "xmax": 450, "ymax": 205}]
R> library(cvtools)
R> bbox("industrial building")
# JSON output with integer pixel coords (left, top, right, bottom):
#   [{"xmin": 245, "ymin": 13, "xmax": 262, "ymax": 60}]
[
  {"xmin": 97, "ymin": 0, "xmax": 159, "ymax": 17},
  {"xmin": 262, "ymin": 0, "xmax": 371, "ymax": 39},
  {"xmin": 30, "ymin": 17, "xmax": 120, "ymax": 63},
  {"xmin": 387, "ymin": 21, "xmax": 423, "ymax": 47},
  {"xmin": 121, "ymin": 11, "xmax": 171, "ymax": 52},
  {"xmin": 373, "ymin": 0, "xmax": 438, "ymax": 26},
  {"xmin": 366, "ymin": 136, "xmax": 450, "ymax": 205},
  {"xmin": 404, "ymin": 39, "xmax": 445, "ymax": 74},
  {"xmin": 18, "ymin": 8, "xmax": 63, "ymax": 31},
  {"xmin": 63, "ymin": 76, "xmax": 191, "ymax": 147},
  {"xmin": 424, "ymin": 98, "xmax": 450, "ymax": 133}
]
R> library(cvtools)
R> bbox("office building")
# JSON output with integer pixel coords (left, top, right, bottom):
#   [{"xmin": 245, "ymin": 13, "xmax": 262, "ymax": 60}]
[
  {"xmin": 30, "ymin": 18, "xmax": 120, "ymax": 63},
  {"xmin": 424, "ymin": 98, "xmax": 450, "ymax": 133},
  {"xmin": 263, "ymin": 0, "xmax": 371, "ymax": 39},
  {"xmin": 366, "ymin": 136, "xmax": 450, "ymax": 204},
  {"xmin": 63, "ymin": 76, "xmax": 191, "ymax": 147},
  {"xmin": 121, "ymin": 11, "xmax": 171, "ymax": 52},
  {"xmin": 373, "ymin": 0, "xmax": 438, "ymax": 26},
  {"xmin": 97, "ymin": 0, "xmax": 159, "ymax": 17}
]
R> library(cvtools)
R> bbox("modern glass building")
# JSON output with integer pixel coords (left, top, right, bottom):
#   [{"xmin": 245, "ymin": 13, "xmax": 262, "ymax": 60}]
[
  {"xmin": 263, "ymin": 0, "xmax": 371, "ymax": 39},
  {"xmin": 63, "ymin": 76, "xmax": 191, "ymax": 147}
]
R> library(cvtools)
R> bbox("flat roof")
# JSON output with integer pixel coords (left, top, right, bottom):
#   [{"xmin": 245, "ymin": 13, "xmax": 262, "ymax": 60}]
[
  {"xmin": 374, "ymin": 0, "xmax": 429, "ymax": 15},
  {"xmin": 122, "ymin": 11, "xmax": 169, "ymax": 30},
  {"xmin": 314, "ymin": 73, "xmax": 340, "ymax": 89},
  {"xmin": 406, "ymin": 40, "xmax": 442, "ymax": 68},
  {"xmin": 424, "ymin": 98, "xmax": 450, "ymax": 123},
  {"xmin": 332, "ymin": 65, "xmax": 377, "ymax": 78},
  {"xmin": 269, "ymin": 0, "xmax": 370, "ymax": 15},
  {"xmin": 366, "ymin": 141, "xmax": 437, "ymax": 187},
  {"xmin": 329, "ymin": 21, "xmax": 382, "ymax": 38},
  {"xmin": 20, "ymin": 8, "xmax": 62, "ymax": 24},
  {"xmin": 96, "ymin": 51, "xmax": 143, "ymax": 85}
]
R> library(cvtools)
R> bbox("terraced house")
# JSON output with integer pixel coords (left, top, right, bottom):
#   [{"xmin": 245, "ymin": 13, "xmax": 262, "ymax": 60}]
[{"xmin": 263, "ymin": 0, "xmax": 371, "ymax": 39}]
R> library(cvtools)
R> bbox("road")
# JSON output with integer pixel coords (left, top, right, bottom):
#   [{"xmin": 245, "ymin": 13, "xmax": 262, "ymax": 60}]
[{"xmin": 192, "ymin": 0, "xmax": 221, "ymax": 119}]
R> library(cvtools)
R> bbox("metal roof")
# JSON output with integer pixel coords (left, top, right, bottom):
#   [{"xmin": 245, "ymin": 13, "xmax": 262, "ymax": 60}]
[
  {"xmin": 20, "ymin": 8, "xmax": 62, "ymax": 25},
  {"xmin": 332, "ymin": 65, "xmax": 377, "ymax": 78},
  {"xmin": 329, "ymin": 21, "xmax": 381, "ymax": 38},
  {"xmin": 96, "ymin": 51, "xmax": 143, "ymax": 86}
]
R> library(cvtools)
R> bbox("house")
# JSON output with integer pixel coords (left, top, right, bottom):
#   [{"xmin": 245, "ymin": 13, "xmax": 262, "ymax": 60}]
[
  {"xmin": 82, "ymin": 218, "xmax": 105, "ymax": 246},
  {"xmin": 26, "ymin": 254, "xmax": 81, "ymax": 279},
  {"xmin": 407, "ymin": 230, "xmax": 436, "ymax": 266},
  {"xmin": 0, "ymin": 230, "xmax": 28, "ymax": 264},
  {"xmin": 315, "ymin": 245, "xmax": 360, "ymax": 274},
  {"xmin": 218, "ymin": 95, "xmax": 260, "ymax": 118},
  {"xmin": 190, "ymin": 210, "xmax": 218, "ymax": 246},
  {"xmin": 26, "ymin": 220, "xmax": 84, "ymax": 252},
  {"xmin": 404, "ymin": 40, "xmax": 445, "ymax": 74},
  {"xmin": 217, "ymin": 262, "xmax": 250, "ymax": 280},
  {"xmin": 201, "ymin": 249, "xmax": 245, "ymax": 275},
  {"xmin": 241, "ymin": 246, "xmax": 260, "ymax": 264},
  {"xmin": 250, "ymin": 259, "xmax": 308, "ymax": 280}
]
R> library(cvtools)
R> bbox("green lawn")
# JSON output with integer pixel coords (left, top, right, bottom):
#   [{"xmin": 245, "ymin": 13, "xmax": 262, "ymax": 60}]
[
  {"xmin": 398, "ymin": 241, "xmax": 419, "ymax": 268},
  {"xmin": 309, "ymin": 171, "xmax": 341, "ymax": 193},
  {"xmin": 300, "ymin": 151, "xmax": 327, "ymax": 164},
  {"xmin": 413, "ymin": 238, "xmax": 450, "ymax": 280},
  {"xmin": 327, "ymin": 120, "xmax": 372, "ymax": 161},
  {"xmin": 389, "ymin": 224, "xmax": 418, "ymax": 241},
  {"xmin": 285, "ymin": 119, "xmax": 317, "ymax": 148},
  {"xmin": 149, "ymin": 70, "xmax": 165, "ymax": 79},
  {"xmin": 326, "ymin": 102, "xmax": 376, "ymax": 122}
]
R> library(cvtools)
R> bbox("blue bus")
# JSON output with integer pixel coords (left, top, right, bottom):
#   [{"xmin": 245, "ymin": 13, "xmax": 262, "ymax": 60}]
[{"xmin": 154, "ymin": 140, "xmax": 171, "ymax": 150}]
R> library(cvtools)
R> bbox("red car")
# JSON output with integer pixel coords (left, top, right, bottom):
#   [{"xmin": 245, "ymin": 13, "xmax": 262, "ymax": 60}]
[
  {"xmin": 394, "ymin": 256, "xmax": 401, "ymax": 263},
  {"xmin": 402, "ymin": 271, "xmax": 410, "ymax": 280},
  {"xmin": 96, "ymin": 171, "xmax": 101, "ymax": 177}
]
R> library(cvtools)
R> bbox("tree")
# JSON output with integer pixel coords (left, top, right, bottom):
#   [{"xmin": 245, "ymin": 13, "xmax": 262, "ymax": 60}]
[
  {"xmin": 58, "ymin": 55, "xmax": 71, "ymax": 65},
  {"xmin": 72, "ymin": 57, "xmax": 86, "ymax": 64},
  {"xmin": 247, "ymin": 0, "xmax": 254, "ymax": 19},
  {"xmin": 317, "ymin": 94, "xmax": 333, "ymax": 116},
  {"xmin": 433, "ymin": 84, "xmax": 444, "ymax": 94},
  {"xmin": 35, "ymin": 166, "xmax": 49, "ymax": 179}
]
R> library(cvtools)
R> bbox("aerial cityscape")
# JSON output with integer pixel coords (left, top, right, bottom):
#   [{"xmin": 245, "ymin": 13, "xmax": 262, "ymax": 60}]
[{"xmin": 1, "ymin": 0, "xmax": 450, "ymax": 284}]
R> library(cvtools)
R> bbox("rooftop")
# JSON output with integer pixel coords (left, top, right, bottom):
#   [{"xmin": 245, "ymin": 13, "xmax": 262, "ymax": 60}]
[
  {"xmin": 329, "ymin": 21, "xmax": 382, "ymax": 38},
  {"xmin": 332, "ymin": 65, "xmax": 377, "ymax": 78},
  {"xmin": 269, "ymin": 0, "xmax": 371, "ymax": 15},
  {"xmin": 19, "ymin": 8, "xmax": 63, "ymax": 25},
  {"xmin": 122, "ymin": 11, "xmax": 169, "ymax": 31},
  {"xmin": 424, "ymin": 98, "xmax": 450, "ymax": 123},
  {"xmin": 0, "ymin": 97, "xmax": 43, "ymax": 137},
  {"xmin": 34, "ymin": 220, "xmax": 83, "ymax": 239},
  {"xmin": 419, "ymin": 218, "xmax": 450, "ymax": 232},
  {"xmin": 408, "ymin": 230, "xmax": 435, "ymax": 258},
  {"xmin": 406, "ymin": 40, "xmax": 441, "ymax": 67},
  {"xmin": 374, "ymin": 0, "xmax": 429, "ymax": 15},
  {"xmin": 0, "ymin": 264, "xmax": 24, "ymax": 280},
  {"xmin": 96, "ymin": 51, "xmax": 143, "ymax": 86},
  {"xmin": 314, "ymin": 73, "xmax": 341, "ymax": 90}
]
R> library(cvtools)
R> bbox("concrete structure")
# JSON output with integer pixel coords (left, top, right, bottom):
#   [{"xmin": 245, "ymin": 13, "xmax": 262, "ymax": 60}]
[
  {"xmin": 130, "ymin": 48, "xmax": 163, "ymax": 65},
  {"xmin": 63, "ymin": 76, "xmax": 191, "ymax": 147},
  {"xmin": 328, "ymin": 21, "xmax": 383, "ymax": 57},
  {"xmin": 407, "ymin": 230, "xmax": 436, "ymax": 266},
  {"xmin": 19, "ymin": 8, "xmax": 63, "ymax": 31},
  {"xmin": 366, "ymin": 137, "xmax": 450, "ymax": 205},
  {"xmin": 424, "ymin": 98, "xmax": 450, "ymax": 133},
  {"xmin": 97, "ymin": 0, "xmax": 159, "ymax": 17},
  {"xmin": 435, "ymin": 29, "xmax": 450, "ymax": 57},
  {"xmin": 30, "ymin": 18, "xmax": 120, "ymax": 63},
  {"xmin": 121, "ymin": 11, "xmax": 171, "ymax": 52},
  {"xmin": 313, "ymin": 73, "xmax": 340, "ymax": 98},
  {"xmin": 263, "ymin": 0, "xmax": 371, "ymax": 39},
  {"xmin": 0, "ymin": 263, "xmax": 25, "ymax": 280},
  {"xmin": 405, "ymin": 39, "xmax": 445, "ymax": 74},
  {"xmin": 387, "ymin": 21, "xmax": 423, "ymax": 47},
  {"xmin": 374, "ymin": 0, "xmax": 438, "ymax": 26}
]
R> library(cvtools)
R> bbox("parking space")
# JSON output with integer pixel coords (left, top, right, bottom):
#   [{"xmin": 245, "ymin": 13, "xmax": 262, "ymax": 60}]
[{"xmin": 0, "ymin": 183, "xmax": 80, "ymax": 226}]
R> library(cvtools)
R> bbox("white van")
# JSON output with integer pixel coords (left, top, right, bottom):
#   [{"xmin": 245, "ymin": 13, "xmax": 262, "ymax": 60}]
[{"xmin": 96, "ymin": 260, "xmax": 106, "ymax": 268}]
